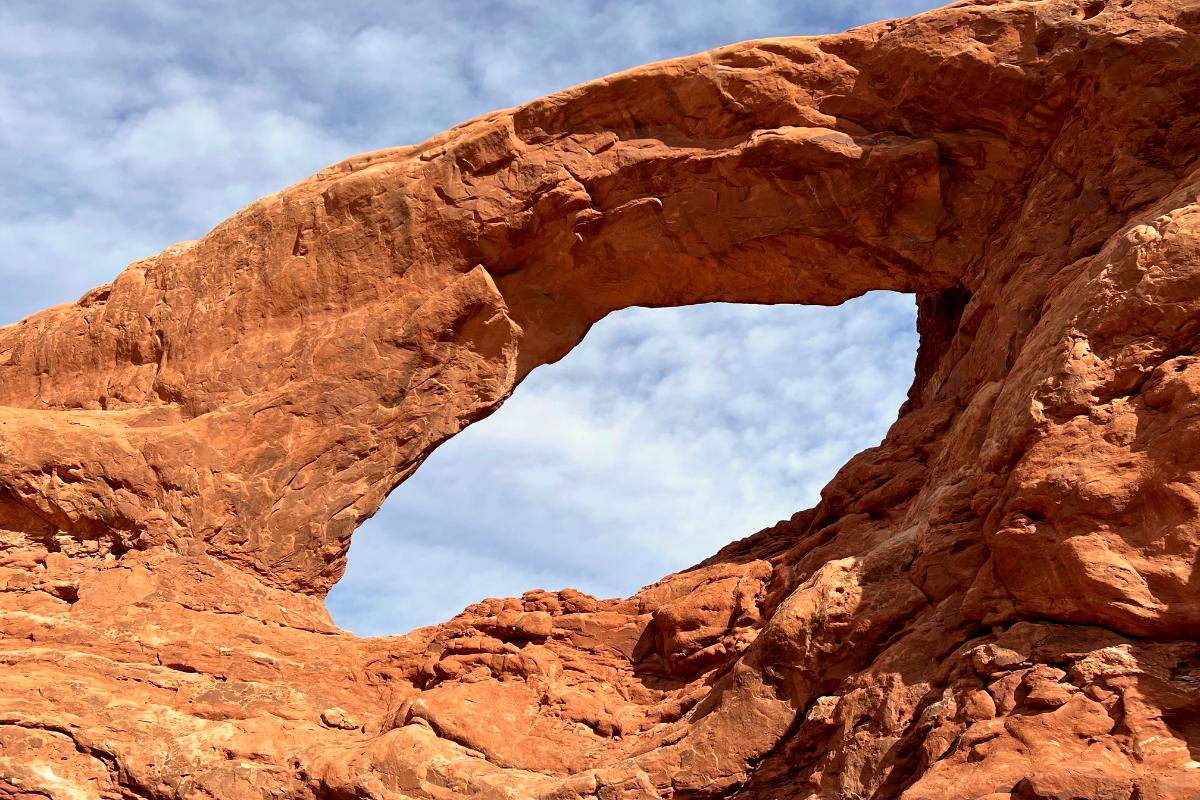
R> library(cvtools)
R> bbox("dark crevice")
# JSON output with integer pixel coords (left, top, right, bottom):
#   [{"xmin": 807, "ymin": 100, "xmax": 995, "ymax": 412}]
[{"xmin": 903, "ymin": 284, "xmax": 972, "ymax": 412}]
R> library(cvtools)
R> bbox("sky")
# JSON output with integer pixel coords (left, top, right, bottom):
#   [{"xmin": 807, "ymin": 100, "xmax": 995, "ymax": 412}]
[{"xmin": 0, "ymin": 0, "xmax": 942, "ymax": 635}]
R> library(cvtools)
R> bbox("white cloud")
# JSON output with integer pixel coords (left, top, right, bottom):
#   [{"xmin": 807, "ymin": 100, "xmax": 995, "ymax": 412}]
[{"xmin": 0, "ymin": 0, "xmax": 937, "ymax": 635}]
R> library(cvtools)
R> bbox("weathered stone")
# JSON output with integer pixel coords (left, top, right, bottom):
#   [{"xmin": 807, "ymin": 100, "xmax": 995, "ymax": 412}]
[{"xmin": 2, "ymin": 0, "xmax": 1199, "ymax": 797}]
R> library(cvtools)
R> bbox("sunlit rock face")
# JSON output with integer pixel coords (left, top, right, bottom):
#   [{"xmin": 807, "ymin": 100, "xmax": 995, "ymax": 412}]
[{"xmin": 2, "ymin": 0, "xmax": 1199, "ymax": 797}]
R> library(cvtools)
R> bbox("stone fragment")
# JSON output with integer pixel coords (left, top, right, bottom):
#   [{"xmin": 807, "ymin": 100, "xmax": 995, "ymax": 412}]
[{"xmin": 320, "ymin": 707, "xmax": 359, "ymax": 730}]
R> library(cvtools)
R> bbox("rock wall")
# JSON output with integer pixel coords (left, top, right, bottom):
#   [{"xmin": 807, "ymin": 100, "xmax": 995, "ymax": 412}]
[{"xmin": 1, "ymin": 0, "xmax": 1199, "ymax": 797}]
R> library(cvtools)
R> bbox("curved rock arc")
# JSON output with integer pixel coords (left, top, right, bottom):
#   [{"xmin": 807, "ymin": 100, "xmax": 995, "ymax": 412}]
[{"xmin": 1, "ymin": 0, "xmax": 1199, "ymax": 797}]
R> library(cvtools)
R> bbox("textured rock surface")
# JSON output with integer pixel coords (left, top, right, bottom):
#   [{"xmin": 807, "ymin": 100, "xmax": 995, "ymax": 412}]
[{"xmin": 3, "ymin": 0, "xmax": 1200, "ymax": 797}]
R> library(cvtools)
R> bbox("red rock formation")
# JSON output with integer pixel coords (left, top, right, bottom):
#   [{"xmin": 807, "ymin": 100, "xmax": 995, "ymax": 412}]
[{"xmin": 2, "ymin": 0, "xmax": 1199, "ymax": 797}]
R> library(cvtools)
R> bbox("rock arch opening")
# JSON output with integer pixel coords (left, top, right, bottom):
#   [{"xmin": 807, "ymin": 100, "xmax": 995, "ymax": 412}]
[{"xmin": 326, "ymin": 293, "xmax": 919, "ymax": 635}]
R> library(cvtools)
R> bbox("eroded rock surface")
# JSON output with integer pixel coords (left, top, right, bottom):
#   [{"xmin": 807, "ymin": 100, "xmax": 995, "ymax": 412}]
[{"xmin": 2, "ymin": 0, "xmax": 1200, "ymax": 797}]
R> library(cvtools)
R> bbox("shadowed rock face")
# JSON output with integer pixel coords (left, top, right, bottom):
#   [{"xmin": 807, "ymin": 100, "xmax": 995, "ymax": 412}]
[{"xmin": 2, "ymin": 0, "xmax": 1199, "ymax": 797}]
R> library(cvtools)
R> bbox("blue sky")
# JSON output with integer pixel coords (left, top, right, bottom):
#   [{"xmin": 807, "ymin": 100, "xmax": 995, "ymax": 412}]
[{"xmin": 0, "ymin": 0, "xmax": 941, "ymax": 635}]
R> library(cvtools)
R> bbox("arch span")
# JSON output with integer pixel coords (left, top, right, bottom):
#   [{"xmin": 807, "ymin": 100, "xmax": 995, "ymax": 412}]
[{"xmin": 0, "ymin": 20, "xmax": 1028, "ymax": 593}]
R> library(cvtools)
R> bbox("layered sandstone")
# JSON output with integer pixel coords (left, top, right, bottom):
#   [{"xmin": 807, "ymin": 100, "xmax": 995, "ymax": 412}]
[{"xmin": 2, "ymin": 0, "xmax": 1199, "ymax": 797}]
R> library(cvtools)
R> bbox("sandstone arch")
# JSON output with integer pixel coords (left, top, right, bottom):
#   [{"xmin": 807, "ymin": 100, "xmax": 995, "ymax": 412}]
[
  {"xmin": 1, "ymin": 1, "xmax": 1199, "ymax": 797},
  {"xmin": 0, "ymin": 33, "xmax": 979, "ymax": 594}
]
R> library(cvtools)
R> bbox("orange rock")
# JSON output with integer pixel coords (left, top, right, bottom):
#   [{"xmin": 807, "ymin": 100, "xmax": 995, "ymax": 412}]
[{"xmin": 2, "ymin": 0, "xmax": 1200, "ymax": 797}]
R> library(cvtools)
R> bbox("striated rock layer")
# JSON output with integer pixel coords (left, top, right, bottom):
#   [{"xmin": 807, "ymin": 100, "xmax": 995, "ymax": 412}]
[{"xmin": 2, "ymin": 0, "xmax": 1200, "ymax": 797}]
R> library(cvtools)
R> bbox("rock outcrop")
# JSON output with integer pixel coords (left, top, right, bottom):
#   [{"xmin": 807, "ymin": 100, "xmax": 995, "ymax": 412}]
[{"xmin": 2, "ymin": 0, "xmax": 1199, "ymax": 797}]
